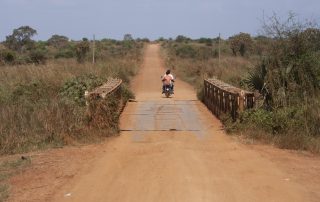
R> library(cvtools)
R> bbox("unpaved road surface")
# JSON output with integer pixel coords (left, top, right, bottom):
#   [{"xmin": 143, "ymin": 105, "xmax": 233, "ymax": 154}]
[
  {"xmin": 50, "ymin": 44, "xmax": 320, "ymax": 202},
  {"xmin": 8, "ymin": 44, "xmax": 319, "ymax": 202}
]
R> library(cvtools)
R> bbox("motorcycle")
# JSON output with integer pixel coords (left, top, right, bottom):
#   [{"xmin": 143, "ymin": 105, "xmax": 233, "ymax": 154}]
[
  {"xmin": 161, "ymin": 75, "xmax": 175, "ymax": 98},
  {"xmin": 163, "ymin": 84, "xmax": 173, "ymax": 98}
]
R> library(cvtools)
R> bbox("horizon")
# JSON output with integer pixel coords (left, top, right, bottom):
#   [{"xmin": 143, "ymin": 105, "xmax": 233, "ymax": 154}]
[{"xmin": 1, "ymin": 0, "xmax": 319, "ymax": 41}]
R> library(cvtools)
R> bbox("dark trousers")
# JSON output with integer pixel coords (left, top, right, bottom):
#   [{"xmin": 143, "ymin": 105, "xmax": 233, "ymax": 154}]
[{"xmin": 162, "ymin": 84, "xmax": 174, "ymax": 92}]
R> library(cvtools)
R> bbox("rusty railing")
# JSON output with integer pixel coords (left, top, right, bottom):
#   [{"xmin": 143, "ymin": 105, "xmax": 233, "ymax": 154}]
[{"xmin": 204, "ymin": 78, "xmax": 254, "ymax": 120}]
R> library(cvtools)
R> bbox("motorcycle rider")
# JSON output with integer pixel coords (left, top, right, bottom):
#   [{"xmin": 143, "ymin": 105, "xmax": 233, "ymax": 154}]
[{"xmin": 162, "ymin": 69, "xmax": 175, "ymax": 94}]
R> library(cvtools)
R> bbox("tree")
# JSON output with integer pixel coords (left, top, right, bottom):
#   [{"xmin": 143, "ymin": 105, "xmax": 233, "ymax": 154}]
[
  {"xmin": 229, "ymin": 33, "xmax": 253, "ymax": 56},
  {"xmin": 175, "ymin": 35, "xmax": 191, "ymax": 43},
  {"xmin": 123, "ymin": 34, "xmax": 133, "ymax": 41},
  {"xmin": 198, "ymin": 38, "xmax": 213, "ymax": 46},
  {"xmin": 245, "ymin": 13, "xmax": 320, "ymax": 108},
  {"xmin": 75, "ymin": 39, "xmax": 90, "ymax": 63},
  {"xmin": 5, "ymin": 26, "xmax": 37, "ymax": 52},
  {"xmin": 48, "ymin": 35, "xmax": 69, "ymax": 48},
  {"xmin": 301, "ymin": 28, "xmax": 320, "ymax": 52}
]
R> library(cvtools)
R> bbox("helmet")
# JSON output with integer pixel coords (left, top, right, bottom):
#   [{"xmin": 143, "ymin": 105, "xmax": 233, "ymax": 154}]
[{"xmin": 166, "ymin": 69, "xmax": 171, "ymax": 75}]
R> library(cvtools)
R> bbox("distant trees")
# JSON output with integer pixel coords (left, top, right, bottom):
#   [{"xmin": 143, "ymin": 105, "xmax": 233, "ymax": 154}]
[
  {"xmin": 175, "ymin": 35, "xmax": 191, "ymax": 43},
  {"xmin": 197, "ymin": 38, "xmax": 213, "ymax": 46},
  {"xmin": 229, "ymin": 33, "xmax": 253, "ymax": 56},
  {"xmin": 123, "ymin": 34, "xmax": 133, "ymax": 41},
  {"xmin": 75, "ymin": 38, "xmax": 90, "ymax": 63},
  {"xmin": 4, "ymin": 26, "xmax": 37, "ymax": 52},
  {"xmin": 48, "ymin": 35, "xmax": 69, "ymax": 49}
]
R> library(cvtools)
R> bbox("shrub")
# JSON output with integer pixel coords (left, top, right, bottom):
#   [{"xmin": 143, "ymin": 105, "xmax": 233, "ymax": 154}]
[
  {"xmin": 229, "ymin": 33, "xmax": 253, "ymax": 56},
  {"xmin": 10, "ymin": 80, "xmax": 55, "ymax": 104},
  {"xmin": 29, "ymin": 49, "xmax": 47, "ymax": 64},
  {"xmin": 75, "ymin": 40, "xmax": 90, "ymax": 63},
  {"xmin": 0, "ymin": 49, "xmax": 16, "ymax": 64},
  {"xmin": 175, "ymin": 35, "xmax": 191, "ymax": 43},
  {"xmin": 60, "ymin": 74, "xmax": 103, "ymax": 106},
  {"xmin": 54, "ymin": 49, "xmax": 74, "ymax": 59},
  {"xmin": 175, "ymin": 44, "xmax": 197, "ymax": 58},
  {"xmin": 198, "ymin": 38, "xmax": 213, "ymax": 46}
]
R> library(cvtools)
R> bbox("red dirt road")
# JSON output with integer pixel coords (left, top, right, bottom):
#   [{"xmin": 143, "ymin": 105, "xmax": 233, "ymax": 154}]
[
  {"xmin": 7, "ymin": 44, "xmax": 320, "ymax": 202},
  {"xmin": 50, "ymin": 44, "xmax": 320, "ymax": 202}
]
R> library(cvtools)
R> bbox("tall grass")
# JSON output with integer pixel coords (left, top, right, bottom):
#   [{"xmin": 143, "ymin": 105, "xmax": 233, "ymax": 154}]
[
  {"xmin": 0, "ymin": 46, "xmax": 142, "ymax": 154},
  {"xmin": 161, "ymin": 41, "xmax": 255, "ymax": 99},
  {"xmin": 162, "ymin": 36, "xmax": 320, "ymax": 153}
]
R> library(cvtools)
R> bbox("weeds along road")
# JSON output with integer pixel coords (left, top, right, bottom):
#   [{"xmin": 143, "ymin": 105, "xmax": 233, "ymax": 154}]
[{"xmin": 52, "ymin": 44, "xmax": 319, "ymax": 202}]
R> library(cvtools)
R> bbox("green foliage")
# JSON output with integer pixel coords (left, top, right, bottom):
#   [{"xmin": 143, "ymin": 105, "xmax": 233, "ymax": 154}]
[
  {"xmin": 229, "ymin": 32, "xmax": 253, "ymax": 56},
  {"xmin": 175, "ymin": 35, "xmax": 191, "ymax": 43},
  {"xmin": 198, "ymin": 38, "xmax": 213, "ymax": 46},
  {"xmin": 239, "ymin": 109, "xmax": 274, "ymax": 133},
  {"xmin": 174, "ymin": 44, "xmax": 197, "ymax": 58},
  {"xmin": 227, "ymin": 14, "xmax": 320, "ymax": 152},
  {"xmin": 60, "ymin": 74, "xmax": 103, "ymax": 106},
  {"xmin": 123, "ymin": 34, "xmax": 133, "ymax": 41},
  {"xmin": 5, "ymin": 26, "xmax": 37, "ymax": 52},
  {"xmin": 48, "ymin": 35, "xmax": 69, "ymax": 48},
  {"xmin": 120, "ymin": 84, "xmax": 135, "ymax": 101},
  {"xmin": 0, "ymin": 49, "xmax": 16, "ymax": 64},
  {"xmin": 54, "ymin": 48, "xmax": 75, "ymax": 59},
  {"xmin": 226, "ymin": 107, "xmax": 306, "ymax": 135},
  {"xmin": 172, "ymin": 44, "xmax": 216, "ymax": 60},
  {"xmin": 10, "ymin": 80, "xmax": 54, "ymax": 104},
  {"xmin": 75, "ymin": 40, "xmax": 90, "ymax": 63},
  {"xmin": 29, "ymin": 48, "xmax": 48, "ymax": 64}
]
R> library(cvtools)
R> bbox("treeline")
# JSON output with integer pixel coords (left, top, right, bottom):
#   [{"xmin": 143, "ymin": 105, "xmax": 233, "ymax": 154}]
[
  {"xmin": 0, "ymin": 26, "xmax": 148, "ymax": 65},
  {"xmin": 161, "ymin": 14, "xmax": 320, "ymax": 152}
]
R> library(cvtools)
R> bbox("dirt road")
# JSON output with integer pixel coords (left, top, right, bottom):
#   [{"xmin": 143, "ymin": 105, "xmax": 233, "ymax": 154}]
[{"xmin": 51, "ymin": 44, "xmax": 320, "ymax": 202}]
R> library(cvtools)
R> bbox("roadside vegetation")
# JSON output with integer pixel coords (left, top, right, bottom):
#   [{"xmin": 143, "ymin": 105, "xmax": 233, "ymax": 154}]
[
  {"xmin": 0, "ymin": 157, "xmax": 31, "ymax": 201},
  {"xmin": 162, "ymin": 13, "xmax": 320, "ymax": 153},
  {"xmin": 0, "ymin": 28, "xmax": 145, "ymax": 155}
]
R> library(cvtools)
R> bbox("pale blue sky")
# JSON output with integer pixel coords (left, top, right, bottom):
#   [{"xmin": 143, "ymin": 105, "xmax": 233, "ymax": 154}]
[{"xmin": 1, "ymin": 0, "xmax": 319, "ymax": 41}]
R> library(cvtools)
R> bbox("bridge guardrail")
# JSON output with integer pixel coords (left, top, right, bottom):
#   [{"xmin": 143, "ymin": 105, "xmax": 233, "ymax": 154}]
[
  {"xmin": 204, "ymin": 78, "xmax": 254, "ymax": 120},
  {"xmin": 84, "ymin": 78, "xmax": 122, "ymax": 105}
]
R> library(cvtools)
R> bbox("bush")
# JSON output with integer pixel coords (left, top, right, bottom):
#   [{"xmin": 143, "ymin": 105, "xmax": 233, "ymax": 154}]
[
  {"xmin": 75, "ymin": 40, "xmax": 90, "ymax": 63},
  {"xmin": 10, "ymin": 80, "xmax": 55, "ymax": 104},
  {"xmin": 175, "ymin": 44, "xmax": 197, "ymax": 58},
  {"xmin": 29, "ymin": 49, "xmax": 47, "ymax": 64},
  {"xmin": 120, "ymin": 84, "xmax": 135, "ymax": 101},
  {"xmin": 0, "ymin": 49, "xmax": 16, "ymax": 64},
  {"xmin": 54, "ymin": 49, "xmax": 75, "ymax": 59},
  {"xmin": 60, "ymin": 74, "xmax": 103, "ymax": 106}
]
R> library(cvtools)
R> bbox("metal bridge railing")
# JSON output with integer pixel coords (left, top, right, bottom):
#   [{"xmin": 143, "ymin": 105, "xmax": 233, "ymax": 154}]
[
  {"xmin": 84, "ymin": 78, "xmax": 122, "ymax": 105},
  {"xmin": 204, "ymin": 78, "xmax": 254, "ymax": 120}
]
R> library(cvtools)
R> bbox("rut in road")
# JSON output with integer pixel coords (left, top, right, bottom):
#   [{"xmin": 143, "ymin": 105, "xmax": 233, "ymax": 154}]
[{"xmin": 53, "ymin": 44, "xmax": 313, "ymax": 202}]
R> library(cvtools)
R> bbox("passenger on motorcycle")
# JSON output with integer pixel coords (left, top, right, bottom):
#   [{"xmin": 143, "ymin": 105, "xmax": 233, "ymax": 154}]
[{"xmin": 161, "ymin": 69, "xmax": 174, "ymax": 94}]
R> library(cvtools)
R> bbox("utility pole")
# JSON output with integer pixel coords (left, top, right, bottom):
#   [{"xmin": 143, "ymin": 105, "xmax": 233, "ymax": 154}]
[
  {"xmin": 92, "ymin": 34, "xmax": 95, "ymax": 64},
  {"xmin": 218, "ymin": 33, "xmax": 221, "ymax": 68}
]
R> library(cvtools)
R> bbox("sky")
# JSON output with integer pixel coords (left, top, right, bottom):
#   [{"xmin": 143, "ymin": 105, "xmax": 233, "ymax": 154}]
[{"xmin": 0, "ymin": 0, "xmax": 319, "ymax": 41}]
